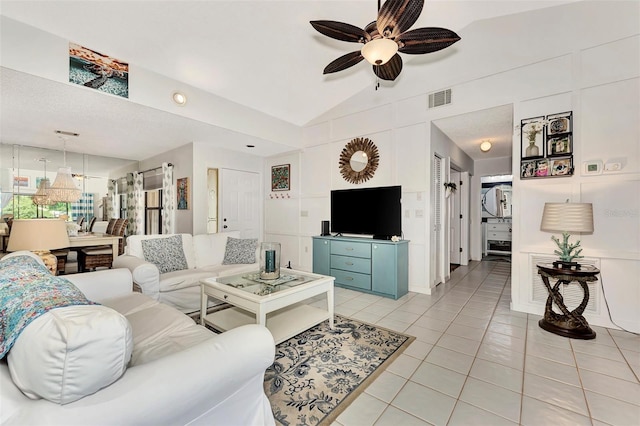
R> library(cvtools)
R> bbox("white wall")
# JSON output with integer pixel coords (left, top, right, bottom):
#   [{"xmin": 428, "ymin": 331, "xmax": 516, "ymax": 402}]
[
  {"xmin": 0, "ymin": 16, "xmax": 302, "ymax": 150},
  {"xmin": 268, "ymin": 2, "xmax": 640, "ymax": 332}
]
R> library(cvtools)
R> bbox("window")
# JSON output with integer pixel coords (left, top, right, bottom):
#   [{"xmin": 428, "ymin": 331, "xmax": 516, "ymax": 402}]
[
  {"xmin": 145, "ymin": 190, "xmax": 163, "ymax": 234},
  {"xmin": 3, "ymin": 194, "xmax": 69, "ymax": 219}
]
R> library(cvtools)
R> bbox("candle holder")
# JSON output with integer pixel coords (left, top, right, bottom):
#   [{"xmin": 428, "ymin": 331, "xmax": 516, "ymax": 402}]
[{"xmin": 260, "ymin": 242, "xmax": 281, "ymax": 280}]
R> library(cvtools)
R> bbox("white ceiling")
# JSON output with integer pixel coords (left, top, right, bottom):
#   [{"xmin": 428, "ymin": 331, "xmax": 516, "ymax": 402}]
[{"xmin": 0, "ymin": 1, "xmax": 576, "ymax": 162}]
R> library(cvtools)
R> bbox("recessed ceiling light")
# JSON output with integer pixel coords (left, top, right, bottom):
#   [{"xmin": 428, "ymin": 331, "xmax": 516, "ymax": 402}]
[
  {"xmin": 172, "ymin": 92, "xmax": 187, "ymax": 106},
  {"xmin": 480, "ymin": 140, "xmax": 492, "ymax": 152}
]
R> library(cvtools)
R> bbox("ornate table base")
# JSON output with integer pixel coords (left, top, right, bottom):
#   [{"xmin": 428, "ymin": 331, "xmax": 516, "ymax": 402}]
[{"xmin": 537, "ymin": 264, "xmax": 599, "ymax": 340}]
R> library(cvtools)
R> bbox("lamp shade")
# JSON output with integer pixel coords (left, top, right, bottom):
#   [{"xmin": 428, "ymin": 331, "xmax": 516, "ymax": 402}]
[
  {"xmin": 361, "ymin": 38, "xmax": 398, "ymax": 65},
  {"xmin": 32, "ymin": 178, "xmax": 53, "ymax": 206},
  {"xmin": 6, "ymin": 219, "xmax": 70, "ymax": 252},
  {"xmin": 49, "ymin": 167, "xmax": 81, "ymax": 203},
  {"xmin": 540, "ymin": 202, "xmax": 594, "ymax": 233}
]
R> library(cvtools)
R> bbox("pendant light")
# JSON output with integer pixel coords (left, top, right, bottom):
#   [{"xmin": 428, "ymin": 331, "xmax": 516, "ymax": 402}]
[
  {"xmin": 49, "ymin": 138, "xmax": 81, "ymax": 203},
  {"xmin": 33, "ymin": 158, "xmax": 53, "ymax": 206}
]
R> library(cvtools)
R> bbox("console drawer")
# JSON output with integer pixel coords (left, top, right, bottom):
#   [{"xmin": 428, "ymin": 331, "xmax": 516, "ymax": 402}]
[
  {"xmin": 487, "ymin": 223, "xmax": 511, "ymax": 232},
  {"xmin": 331, "ymin": 254, "xmax": 371, "ymax": 274},
  {"xmin": 330, "ymin": 268, "xmax": 371, "ymax": 290},
  {"xmin": 330, "ymin": 240, "xmax": 371, "ymax": 258},
  {"xmin": 487, "ymin": 231, "xmax": 511, "ymax": 241}
]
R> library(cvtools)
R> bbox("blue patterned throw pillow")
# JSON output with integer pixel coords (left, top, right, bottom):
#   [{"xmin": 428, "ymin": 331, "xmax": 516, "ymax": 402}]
[
  {"xmin": 222, "ymin": 237, "xmax": 258, "ymax": 265},
  {"xmin": 141, "ymin": 235, "xmax": 189, "ymax": 274}
]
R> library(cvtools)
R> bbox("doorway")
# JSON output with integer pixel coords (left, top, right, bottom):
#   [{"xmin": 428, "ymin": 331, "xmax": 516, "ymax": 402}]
[{"xmin": 218, "ymin": 169, "xmax": 260, "ymax": 238}]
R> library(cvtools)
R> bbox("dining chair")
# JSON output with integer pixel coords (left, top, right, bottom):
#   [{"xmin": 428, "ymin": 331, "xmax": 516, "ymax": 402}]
[
  {"xmin": 88, "ymin": 216, "xmax": 97, "ymax": 232},
  {"xmin": 78, "ymin": 219, "xmax": 128, "ymax": 272}
]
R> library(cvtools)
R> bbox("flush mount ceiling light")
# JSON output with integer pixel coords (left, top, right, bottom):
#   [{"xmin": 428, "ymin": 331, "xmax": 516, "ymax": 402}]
[
  {"xmin": 172, "ymin": 92, "xmax": 187, "ymax": 106},
  {"xmin": 310, "ymin": 0, "xmax": 460, "ymax": 82},
  {"xmin": 480, "ymin": 140, "xmax": 492, "ymax": 152}
]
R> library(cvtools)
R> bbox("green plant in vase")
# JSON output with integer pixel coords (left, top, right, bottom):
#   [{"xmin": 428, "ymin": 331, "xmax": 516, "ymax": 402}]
[{"xmin": 524, "ymin": 121, "xmax": 545, "ymax": 157}]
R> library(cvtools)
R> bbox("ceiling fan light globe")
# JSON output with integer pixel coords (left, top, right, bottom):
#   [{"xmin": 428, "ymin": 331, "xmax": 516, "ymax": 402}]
[{"xmin": 361, "ymin": 38, "xmax": 398, "ymax": 65}]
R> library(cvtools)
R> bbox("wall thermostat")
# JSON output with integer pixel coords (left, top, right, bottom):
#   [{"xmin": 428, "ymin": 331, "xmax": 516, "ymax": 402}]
[{"xmin": 583, "ymin": 160, "xmax": 602, "ymax": 175}]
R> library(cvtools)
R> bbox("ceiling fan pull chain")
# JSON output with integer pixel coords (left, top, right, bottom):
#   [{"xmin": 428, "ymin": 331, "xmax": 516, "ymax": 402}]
[{"xmin": 375, "ymin": 75, "xmax": 380, "ymax": 91}]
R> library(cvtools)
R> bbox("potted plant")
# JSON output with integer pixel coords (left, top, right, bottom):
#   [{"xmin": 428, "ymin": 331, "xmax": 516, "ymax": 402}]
[{"xmin": 444, "ymin": 182, "xmax": 457, "ymax": 198}]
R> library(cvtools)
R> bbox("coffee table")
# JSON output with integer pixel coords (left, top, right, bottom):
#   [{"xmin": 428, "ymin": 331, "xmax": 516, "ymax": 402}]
[{"xmin": 200, "ymin": 269, "xmax": 334, "ymax": 343}]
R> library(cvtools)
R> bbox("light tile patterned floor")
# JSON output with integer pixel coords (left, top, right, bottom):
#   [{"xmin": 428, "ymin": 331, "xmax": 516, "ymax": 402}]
[{"xmin": 312, "ymin": 260, "xmax": 640, "ymax": 426}]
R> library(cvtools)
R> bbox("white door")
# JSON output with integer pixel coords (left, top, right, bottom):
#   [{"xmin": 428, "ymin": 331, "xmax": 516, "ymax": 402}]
[
  {"xmin": 219, "ymin": 169, "xmax": 260, "ymax": 238},
  {"xmin": 449, "ymin": 170, "xmax": 461, "ymax": 264},
  {"xmin": 460, "ymin": 171, "xmax": 471, "ymax": 265}
]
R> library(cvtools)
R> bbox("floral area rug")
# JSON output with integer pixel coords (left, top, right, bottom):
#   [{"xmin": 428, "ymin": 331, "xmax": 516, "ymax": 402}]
[{"xmin": 264, "ymin": 315, "xmax": 414, "ymax": 426}]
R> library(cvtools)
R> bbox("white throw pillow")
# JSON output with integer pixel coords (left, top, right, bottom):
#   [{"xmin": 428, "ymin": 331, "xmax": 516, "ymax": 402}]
[{"xmin": 8, "ymin": 305, "xmax": 133, "ymax": 404}]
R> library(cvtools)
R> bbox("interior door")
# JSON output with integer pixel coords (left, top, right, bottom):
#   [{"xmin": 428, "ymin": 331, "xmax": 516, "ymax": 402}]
[
  {"xmin": 219, "ymin": 169, "xmax": 260, "ymax": 238},
  {"xmin": 460, "ymin": 171, "xmax": 470, "ymax": 265},
  {"xmin": 449, "ymin": 170, "xmax": 461, "ymax": 264}
]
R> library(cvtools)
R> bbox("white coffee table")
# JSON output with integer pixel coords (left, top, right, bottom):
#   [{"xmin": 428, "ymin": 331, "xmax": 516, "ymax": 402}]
[{"xmin": 200, "ymin": 269, "xmax": 334, "ymax": 343}]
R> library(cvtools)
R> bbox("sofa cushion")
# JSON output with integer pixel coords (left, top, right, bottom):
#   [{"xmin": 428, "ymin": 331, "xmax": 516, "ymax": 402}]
[
  {"xmin": 7, "ymin": 305, "xmax": 132, "ymax": 405},
  {"xmin": 142, "ymin": 235, "xmax": 189, "ymax": 274},
  {"xmin": 193, "ymin": 231, "xmax": 241, "ymax": 268},
  {"xmin": 222, "ymin": 237, "xmax": 258, "ymax": 265}
]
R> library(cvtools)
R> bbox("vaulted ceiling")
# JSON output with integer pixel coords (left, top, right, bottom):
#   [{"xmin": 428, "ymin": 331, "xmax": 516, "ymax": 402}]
[{"xmin": 0, "ymin": 1, "xmax": 578, "ymax": 161}]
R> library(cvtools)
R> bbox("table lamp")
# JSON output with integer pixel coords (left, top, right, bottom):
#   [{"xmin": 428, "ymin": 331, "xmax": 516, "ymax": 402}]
[
  {"xmin": 6, "ymin": 219, "xmax": 70, "ymax": 275},
  {"xmin": 540, "ymin": 202, "xmax": 594, "ymax": 270}
]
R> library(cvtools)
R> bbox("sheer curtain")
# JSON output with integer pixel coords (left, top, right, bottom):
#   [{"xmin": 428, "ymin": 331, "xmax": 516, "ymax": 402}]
[
  {"xmin": 162, "ymin": 163, "xmax": 175, "ymax": 234},
  {"xmin": 126, "ymin": 172, "xmax": 144, "ymax": 235}
]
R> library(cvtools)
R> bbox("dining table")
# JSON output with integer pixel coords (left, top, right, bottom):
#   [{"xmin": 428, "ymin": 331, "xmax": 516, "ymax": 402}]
[{"xmin": 68, "ymin": 232, "xmax": 122, "ymax": 258}]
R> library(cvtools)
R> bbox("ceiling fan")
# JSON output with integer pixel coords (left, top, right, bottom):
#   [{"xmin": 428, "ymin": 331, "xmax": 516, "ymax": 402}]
[{"xmin": 310, "ymin": 0, "xmax": 460, "ymax": 81}]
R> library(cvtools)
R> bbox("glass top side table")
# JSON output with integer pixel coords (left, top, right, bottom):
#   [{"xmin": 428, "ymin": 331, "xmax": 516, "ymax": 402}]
[{"xmin": 536, "ymin": 263, "xmax": 600, "ymax": 340}]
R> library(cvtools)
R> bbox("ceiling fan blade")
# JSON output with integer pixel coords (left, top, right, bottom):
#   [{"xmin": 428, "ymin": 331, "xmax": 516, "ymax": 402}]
[
  {"xmin": 324, "ymin": 51, "xmax": 365, "ymax": 74},
  {"xmin": 397, "ymin": 27, "xmax": 461, "ymax": 54},
  {"xmin": 377, "ymin": 0, "xmax": 424, "ymax": 39},
  {"xmin": 373, "ymin": 54, "xmax": 403, "ymax": 81},
  {"xmin": 310, "ymin": 20, "xmax": 369, "ymax": 43}
]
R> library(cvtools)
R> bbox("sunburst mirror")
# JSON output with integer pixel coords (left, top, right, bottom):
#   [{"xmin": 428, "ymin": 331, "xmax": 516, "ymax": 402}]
[{"xmin": 339, "ymin": 137, "xmax": 379, "ymax": 184}]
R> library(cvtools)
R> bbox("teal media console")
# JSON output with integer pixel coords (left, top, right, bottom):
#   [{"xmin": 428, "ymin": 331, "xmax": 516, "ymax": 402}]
[{"xmin": 312, "ymin": 236, "xmax": 409, "ymax": 300}]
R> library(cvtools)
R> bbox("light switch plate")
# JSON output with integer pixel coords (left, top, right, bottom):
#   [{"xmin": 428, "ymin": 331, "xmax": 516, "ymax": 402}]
[{"xmin": 604, "ymin": 162, "xmax": 622, "ymax": 171}]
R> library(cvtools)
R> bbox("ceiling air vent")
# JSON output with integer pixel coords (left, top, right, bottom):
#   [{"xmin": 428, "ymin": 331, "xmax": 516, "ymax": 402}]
[{"xmin": 428, "ymin": 89, "xmax": 452, "ymax": 108}]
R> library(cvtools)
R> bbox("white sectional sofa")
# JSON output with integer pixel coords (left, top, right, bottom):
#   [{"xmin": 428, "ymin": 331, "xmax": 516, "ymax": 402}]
[
  {"xmin": 1, "ymin": 251, "xmax": 275, "ymax": 426},
  {"xmin": 113, "ymin": 231, "xmax": 259, "ymax": 313}
]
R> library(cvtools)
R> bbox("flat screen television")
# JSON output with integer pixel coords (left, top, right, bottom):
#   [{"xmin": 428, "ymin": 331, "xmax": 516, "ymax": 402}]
[{"xmin": 330, "ymin": 185, "xmax": 402, "ymax": 240}]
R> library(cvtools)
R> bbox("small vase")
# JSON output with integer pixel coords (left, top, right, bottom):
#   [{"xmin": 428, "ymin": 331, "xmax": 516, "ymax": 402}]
[{"xmin": 526, "ymin": 141, "xmax": 539, "ymax": 157}]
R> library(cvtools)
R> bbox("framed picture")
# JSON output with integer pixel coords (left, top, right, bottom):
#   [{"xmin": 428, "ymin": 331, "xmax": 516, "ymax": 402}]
[
  {"xmin": 534, "ymin": 158, "xmax": 550, "ymax": 177},
  {"xmin": 547, "ymin": 134, "xmax": 572, "ymax": 156},
  {"xmin": 271, "ymin": 164, "xmax": 290, "ymax": 191},
  {"xmin": 546, "ymin": 111, "xmax": 572, "ymax": 136},
  {"xmin": 69, "ymin": 43, "xmax": 129, "ymax": 98},
  {"xmin": 177, "ymin": 177, "xmax": 189, "ymax": 210},
  {"xmin": 520, "ymin": 159, "xmax": 537, "ymax": 178},
  {"xmin": 550, "ymin": 157, "xmax": 573, "ymax": 176},
  {"xmin": 521, "ymin": 116, "xmax": 545, "ymax": 159},
  {"xmin": 13, "ymin": 176, "xmax": 29, "ymax": 187}
]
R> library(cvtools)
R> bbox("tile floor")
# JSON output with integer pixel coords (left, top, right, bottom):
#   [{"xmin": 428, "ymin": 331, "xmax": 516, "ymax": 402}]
[{"xmin": 311, "ymin": 260, "xmax": 640, "ymax": 426}]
